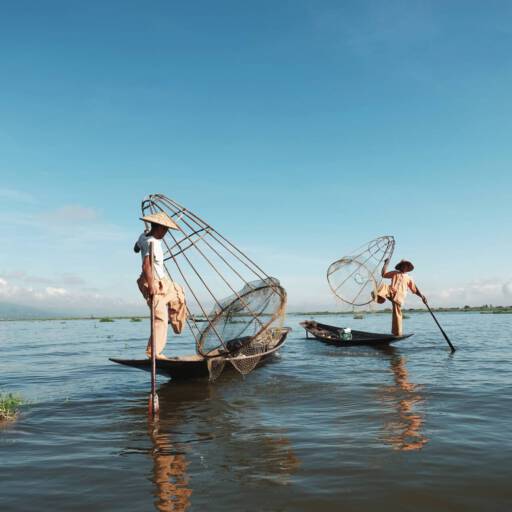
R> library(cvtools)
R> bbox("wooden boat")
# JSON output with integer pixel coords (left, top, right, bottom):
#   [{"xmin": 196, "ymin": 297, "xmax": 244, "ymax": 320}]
[
  {"xmin": 110, "ymin": 327, "xmax": 290, "ymax": 380},
  {"xmin": 300, "ymin": 320, "xmax": 412, "ymax": 346}
]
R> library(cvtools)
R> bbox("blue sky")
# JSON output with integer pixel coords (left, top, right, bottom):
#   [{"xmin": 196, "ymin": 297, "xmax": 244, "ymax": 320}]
[{"xmin": 1, "ymin": 0, "xmax": 511, "ymax": 314}]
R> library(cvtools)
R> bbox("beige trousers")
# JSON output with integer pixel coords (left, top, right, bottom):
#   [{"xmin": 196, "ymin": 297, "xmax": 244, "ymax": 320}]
[
  {"xmin": 137, "ymin": 275, "xmax": 187, "ymax": 357},
  {"xmin": 373, "ymin": 283, "xmax": 403, "ymax": 336}
]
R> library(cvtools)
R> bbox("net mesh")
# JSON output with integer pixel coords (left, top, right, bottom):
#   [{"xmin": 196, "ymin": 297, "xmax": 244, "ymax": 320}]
[
  {"xmin": 226, "ymin": 325, "xmax": 286, "ymax": 376},
  {"xmin": 141, "ymin": 194, "xmax": 287, "ymax": 380},
  {"xmin": 327, "ymin": 236, "xmax": 395, "ymax": 307}
]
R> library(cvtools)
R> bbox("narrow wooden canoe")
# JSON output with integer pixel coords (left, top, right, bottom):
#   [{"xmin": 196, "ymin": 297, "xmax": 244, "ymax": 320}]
[
  {"xmin": 110, "ymin": 327, "xmax": 290, "ymax": 380},
  {"xmin": 300, "ymin": 320, "xmax": 413, "ymax": 346}
]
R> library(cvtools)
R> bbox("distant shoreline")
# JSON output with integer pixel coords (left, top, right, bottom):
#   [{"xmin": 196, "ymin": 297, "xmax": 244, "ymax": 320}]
[
  {"xmin": 292, "ymin": 306, "xmax": 512, "ymax": 316},
  {"xmin": 0, "ymin": 315, "xmax": 149, "ymax": 322},
  {"xmin": 1, "ymin": 305, "xmax": 511, "ymax": 322}
]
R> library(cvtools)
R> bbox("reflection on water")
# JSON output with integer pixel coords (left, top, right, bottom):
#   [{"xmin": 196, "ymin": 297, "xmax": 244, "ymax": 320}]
[
  {"xmin": 142, "ymin": 378, "xmax": 300, "ymax": 511},
  {"xmin": 379, "ymin": 349, "xmax": 428, "ymax": 452},
  {"xmin": 260, "ymin": 435, "xmax": 300, "ymax": 484},
  {"xmin": 144, "ymin": 383, "xmax": 207, "ymax": 512},
  {"xmin": 149, "ymin": 420, "xmax": 192, "ymax": 512}
]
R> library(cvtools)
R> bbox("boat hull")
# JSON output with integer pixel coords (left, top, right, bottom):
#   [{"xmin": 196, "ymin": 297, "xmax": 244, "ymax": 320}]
[
  {"xmin": 110, "ymin": 328, "xmax": 290, "ymax": 380},
  {"xmin": 300, "ymin": 320, "xmax": 412, "ymax": 346}
]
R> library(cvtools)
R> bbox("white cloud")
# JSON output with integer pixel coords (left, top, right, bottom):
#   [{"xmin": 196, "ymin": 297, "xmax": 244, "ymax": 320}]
[
  {"xmin": 430, "ymin": 278, "xmax": 512, "ymax": 307},
  {"xmin": 1, "ymin": 272, "xmax": 86, "ymax": 287},
  {"xmin": 45, "ymin": 287, "xmax": 68, "ymax": 296},
  {"xmin": 0, "ymin": 275, "xmax": 144, "ymax": 316},
  {"xmin": 40, "ymin": 205, "xmax": 99, "ymax": 224},
  {"xmin": 0, "ymin": 201, "xmax": 135, "ymax": 315},
  {"xmin": 0, "ymin": 203, "xmax": 130, "ymax": 243}
]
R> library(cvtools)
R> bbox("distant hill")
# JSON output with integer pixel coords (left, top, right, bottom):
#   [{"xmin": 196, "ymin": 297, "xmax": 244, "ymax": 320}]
[
  {"xmin": 0, "ymin": 302, "xmax": 57, "ymax": 320},
  {"xmin": 0, "ymin": 301, "xmax": 147, "ymax": 320}
]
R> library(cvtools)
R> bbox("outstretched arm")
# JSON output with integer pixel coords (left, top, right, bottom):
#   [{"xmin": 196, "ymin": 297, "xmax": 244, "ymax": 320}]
[
  {"xmin": 411, "ymin": 281, "xmax": 427, "ymax": 303},
  {"xmin": 381, "ymin": 258, "xmax": 395, "ymax": 278}
]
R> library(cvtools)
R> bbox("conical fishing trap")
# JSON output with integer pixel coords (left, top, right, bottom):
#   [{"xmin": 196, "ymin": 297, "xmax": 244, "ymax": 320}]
[
  {"xmin": 141, "ymin": 194, "xmax": 287, "ymax": 380},
  {"xmin": 327, "ymin": 236, "xmax": 395, "ymax": 309}
]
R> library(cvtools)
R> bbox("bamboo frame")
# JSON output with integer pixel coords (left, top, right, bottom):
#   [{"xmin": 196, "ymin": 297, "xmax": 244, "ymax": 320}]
[
  {"xmin": 140, "ymin": 194, "xmax": 286, "ymax": 357},
  {"xmin": 326, "ymin": 236, "xmax": 395, "ymax": 306}
]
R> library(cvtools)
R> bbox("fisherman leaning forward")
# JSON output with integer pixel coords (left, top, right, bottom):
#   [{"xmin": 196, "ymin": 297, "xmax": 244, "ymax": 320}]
[
  {"xmin": 372, "ymin": 258, "xmax": 426, "ymax": 336},
  {"xmin": 134, "ymin": 212, "xmax": 187, "ymax": 358}
]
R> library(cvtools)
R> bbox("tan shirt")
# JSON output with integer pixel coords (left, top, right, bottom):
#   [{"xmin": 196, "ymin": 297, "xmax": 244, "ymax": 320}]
[{"xmin": 382, "ymin": 271, "xmax": 418, "ymax": 306}]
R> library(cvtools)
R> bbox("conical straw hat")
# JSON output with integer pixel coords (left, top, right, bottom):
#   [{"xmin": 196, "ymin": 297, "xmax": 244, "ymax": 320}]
[
  {"xmin": 394, "ymin": 259, "xmax": 414, "ymax": 272},
  {"xmin": 140, "ymin": 211, "xmax": 179, "ymax": 230}
]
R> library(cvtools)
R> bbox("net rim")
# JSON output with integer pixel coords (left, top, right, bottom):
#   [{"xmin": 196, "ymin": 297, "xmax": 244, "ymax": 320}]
[
  {"xmin": 197, "ymin": 282, "xmax": 287, "ymax": 357},
  {"xmin": 326, "ymin": 235, "xmax": 395, "ymax": 307}
]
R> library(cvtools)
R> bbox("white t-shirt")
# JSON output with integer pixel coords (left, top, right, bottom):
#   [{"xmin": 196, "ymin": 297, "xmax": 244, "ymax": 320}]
[{"xmin": 136, "ymin": 232, "xmax": 166, "ymax": 280}]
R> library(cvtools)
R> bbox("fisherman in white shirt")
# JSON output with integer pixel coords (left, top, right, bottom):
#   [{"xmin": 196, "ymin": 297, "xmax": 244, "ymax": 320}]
[{"xmin": 134, "ymin": 212, "xmax": 187, "ymax": 358}]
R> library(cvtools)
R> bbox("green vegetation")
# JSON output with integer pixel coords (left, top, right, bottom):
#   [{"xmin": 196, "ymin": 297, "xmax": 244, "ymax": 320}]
[
  {"xmin": 291, "ymin": 311, "xmax": 336, "ymax": 316},
  {"xmin": 0, "ymin": 393, "xmax": 23, "ymax": 422},
  {"xmin": 2, "ymin": 305, "xmax": 511, "ymax": 323},
  {"xmin": 291, "ymin": 305, "xmax": 512, "ymax": 315},
  {"xmin": 0, "ymin": 315, "xmax": 151, "ymax": 322}
]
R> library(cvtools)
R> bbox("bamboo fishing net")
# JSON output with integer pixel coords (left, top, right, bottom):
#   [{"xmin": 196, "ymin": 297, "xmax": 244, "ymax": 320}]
[
  {"xmin": 141, "ymin": 194, "xmax": 287, "ymax": 381},
  {"xmin": 327, "ymin": 236, "xmax": 395, "ymax": 307}
]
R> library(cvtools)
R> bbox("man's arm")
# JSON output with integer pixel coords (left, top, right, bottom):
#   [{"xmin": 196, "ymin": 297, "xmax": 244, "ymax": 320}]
[
  {"xmin": 381, "ymin": 258, "xmax": 395, "ymax": 278},
  {"xmin": 410, "ymin": 280, "xmax": 427, "ymax": 303}
]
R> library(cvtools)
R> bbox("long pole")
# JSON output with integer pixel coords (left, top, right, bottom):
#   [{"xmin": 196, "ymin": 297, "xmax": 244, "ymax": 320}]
[
  {"xmin": 149, "ymin": 242, "xmax": 160, "ymax": 417},
  {"xmin": 418, "ymin": 289, "xmax": 456, "ymax": 352}
]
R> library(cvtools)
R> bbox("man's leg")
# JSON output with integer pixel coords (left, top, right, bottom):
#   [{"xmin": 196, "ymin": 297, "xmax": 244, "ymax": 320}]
[
  {"xmin": 372, "ymin": 283, "xmax": 389, "ymax": 304},
  {"xmin": 392, "ymin": 302, "xmax": 403, "ymax": 336},
  {"xmin": 146, "ymin": 289, "xmax": 170, "ymax": 357},
  {"xmin": 137, "ymin": 276, "xmax": 154, "ymax": 358}
]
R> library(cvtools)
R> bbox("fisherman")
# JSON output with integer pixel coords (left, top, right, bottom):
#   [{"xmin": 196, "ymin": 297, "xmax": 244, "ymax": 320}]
[
  {"xmin": 372, "ymin": 259, "xmax": 426, "ymax": 336},
  {"xmin": 134, "ymin": 212, "xmax": 187, "ymax": 358}
]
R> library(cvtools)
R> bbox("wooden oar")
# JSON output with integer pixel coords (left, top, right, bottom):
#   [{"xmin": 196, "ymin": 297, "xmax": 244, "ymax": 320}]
[
  {"xmin": 148, "ymin": 243, "xmax": 159, "ymax": 417},
  {"xmin": 418, "ymin": 290, "xmax": 456, "ymax": 352}
]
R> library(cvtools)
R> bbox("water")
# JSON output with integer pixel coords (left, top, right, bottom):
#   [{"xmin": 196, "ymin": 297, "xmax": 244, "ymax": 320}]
[{"xmin": 1, "ymin": 312, "xmax": 511, "ymax": 511}]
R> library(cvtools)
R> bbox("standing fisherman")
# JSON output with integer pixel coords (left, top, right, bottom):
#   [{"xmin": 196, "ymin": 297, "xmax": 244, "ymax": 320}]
[
  {"xmin": 372, "ymin": 259, "xmax": 426, "ymax": 336},
  {"xmin": 134, "ymin": 212, "xmax": 187, "ymax": 358}
]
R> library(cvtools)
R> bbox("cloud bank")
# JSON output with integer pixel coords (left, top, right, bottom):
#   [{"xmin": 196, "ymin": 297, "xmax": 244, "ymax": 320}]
[{"xmin": 0, "ymin": 273, "xmax": 144, "ymax": 317}]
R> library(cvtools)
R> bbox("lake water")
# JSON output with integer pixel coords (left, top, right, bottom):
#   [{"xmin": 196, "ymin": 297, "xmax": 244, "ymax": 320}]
[{"xmin": 1, "ymin": 312, "xmax": 511, "ymax": 511}]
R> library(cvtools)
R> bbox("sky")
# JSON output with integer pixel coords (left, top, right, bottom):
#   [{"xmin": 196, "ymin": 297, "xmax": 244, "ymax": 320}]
[{"xmin": 1, "ymin": 0, "xmax": 511, "ymax": 315}]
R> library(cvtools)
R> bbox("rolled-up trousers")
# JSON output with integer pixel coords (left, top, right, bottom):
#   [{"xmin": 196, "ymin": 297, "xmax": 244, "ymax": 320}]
[
  {"xmin": 137, "ymin": 275, "xmax": 173, "ymax": 357},
  {"xmin": 373, "ymin": 283, "xmax": 403, "ymax": 336}
]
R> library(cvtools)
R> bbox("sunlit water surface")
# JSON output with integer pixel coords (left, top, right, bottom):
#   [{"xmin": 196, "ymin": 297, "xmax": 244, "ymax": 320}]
[{"xmin": 1, "ymin": 312, "xmax": 511, "ymax": 511}]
